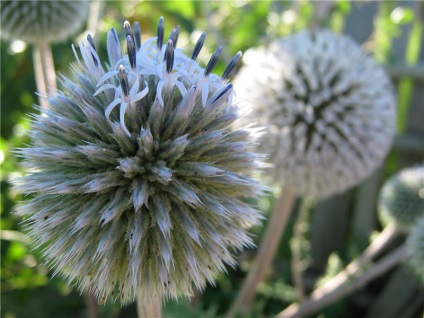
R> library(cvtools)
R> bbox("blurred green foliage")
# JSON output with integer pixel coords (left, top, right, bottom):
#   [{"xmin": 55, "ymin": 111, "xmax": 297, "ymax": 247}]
[{"xmin": 1, "ymin": 1, "xmax": 422, "ymax": 317}]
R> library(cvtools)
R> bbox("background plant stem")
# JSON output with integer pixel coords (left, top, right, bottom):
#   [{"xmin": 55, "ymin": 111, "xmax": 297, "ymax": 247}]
[
  {"xmin": 84, "ymin": 291, "xmax": 99, "ymax": 318},
  {"xmin": 32, "ymin": 39, "xmax": 56, "ymax": 108},
  {"xmin": 277, "ymin": 224, "xmax": 402, "ymax": 318},
  {"xmin": 290, "ymin": 197, "xmax": 312, "ymax": 302},
  {"xmin": 137, "ymin": 296, "xmax": 162, "ymax": 318},
  {"xmin": 227, "ymin": 189, "xmax": 296, "ymax": 317}
]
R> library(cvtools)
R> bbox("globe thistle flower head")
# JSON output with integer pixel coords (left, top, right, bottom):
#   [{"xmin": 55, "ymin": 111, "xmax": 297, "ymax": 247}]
[
  {"xmin": 14, "ymin": 18, "xmax": 265, "ymax": 305},
  {"xmin": 235, "ymin": 29, "xmax": 396, "ymax": 198},
  {"xmin": 378, "ymin": 165, "xmax": 424, "ymax": 232},
  {"xmin": 0, "ymin": 0, "xmax": 89, "ymax": 43},
  {"xmin": 405, "ymin": 216, "xmax": 424, "ymax": 285}
]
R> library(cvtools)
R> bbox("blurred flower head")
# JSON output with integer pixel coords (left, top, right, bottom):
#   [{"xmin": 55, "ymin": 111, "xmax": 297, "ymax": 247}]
[
  {"xmin": 15, "ymin": 18, "xmax": 265, "ymax": 304},
  {"xmin": 235, "ymin": 29, "xmax": 396, "ymax": 198},
  {"xmin": 0, "ymin": 0, "xmax": 89, "ymax": 43},
  {"xmin": 406, "ymin": 216, "xmax": 424, "ymax": 285},
  {"xmin": 379, "ymin": 165, "xmax": 424, "ymax": 232}
]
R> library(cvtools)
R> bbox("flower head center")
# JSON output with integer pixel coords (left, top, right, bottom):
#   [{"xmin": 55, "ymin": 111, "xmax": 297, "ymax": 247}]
[{"xmin": 118, "ymin": 156, "xmax": 173, "ymax": 185}]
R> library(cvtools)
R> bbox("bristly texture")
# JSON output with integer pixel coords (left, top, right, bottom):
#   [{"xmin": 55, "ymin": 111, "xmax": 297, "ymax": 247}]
[
  {"xmin": 379, "ymin": 165, "xmax": 424, "ymax": 232},
  {"xmin": 14, "ymin": 18, "xmax": 265, "ymax": 305},
  {"xmin": 405, "ymin": 216, "xmax": 424, "ymax": 285},
  {"xmin": 235, "ymin": 29, "xmax": 396, "ymax": 198},
  {"xmin": 0, "ymin": 0, "xmax": 89, "ymax": 43}
]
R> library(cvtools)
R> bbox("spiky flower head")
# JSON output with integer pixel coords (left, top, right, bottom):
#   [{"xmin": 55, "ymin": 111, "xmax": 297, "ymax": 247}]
[
  {"xmin": 235, "ymin": 29, "xmax": 396, "ymax": 198},
  {"xmin": 378, "ymin": 165, "xmax": 424, "ymax": 232},
  {"xmin": 0, "ymin": 0, "xmax": 89, "ymax": 43},
  {"xmin": 14, "ymin": 18, "xmax": 264, "ymax": 304},
  {"xmin": 405, "ymin": 216, "xmax": 424, "ymax": 285}
]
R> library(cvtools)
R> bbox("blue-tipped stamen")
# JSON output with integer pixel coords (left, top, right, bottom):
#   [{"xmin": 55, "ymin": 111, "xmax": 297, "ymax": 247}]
[
  {"xmin": 119, "ymin": 65, "xmax": 129, "ymax": 97},
  {"xmin": 211, "ymin": 83, "xmax": 232, "ymax": 104},
  {"xmin": 124, "ymin": 21, "xmax": 133, "ymax": 40},
  {"xmin": 222, "ymin": 51, "xmax": 242, "ymax": 80},
  {"xmin": 165, "ymin": 40, "xmax": 174, "ymax": 74},
  {"xmin": 107, "ymin": 28, "xmax": 121, "ymax": 66},
  {"xmin": 87, "ymin": 34, "xmax": 96, "ymax": 50},
  {"xmin": 87, "ymin": 34, "xmax": 98, "ymax": 66},
  {"xmin": 110, "ymin": 28, "xmax": 119, "ymax": 46},
  {"xmin": 191, "ymin": 32, "xmax": 206, "ymax": 61},
  {"xmin": 157, "ymin": 17, "xmax": 165, "ymax": 50},
  {"xmin": 204, "ymin": 46, "xmax": 222, "ymax": 76},
  {"xmin": 127, "ymin": 35, "xmax": 137, "ymax": 69},
  {"xmin": 168, "ymin": 25, "xmax": 180, "ymax": 47},
  {"xmin": 134, "ymin": 22, "xmax": 141, "ymax": 50}
]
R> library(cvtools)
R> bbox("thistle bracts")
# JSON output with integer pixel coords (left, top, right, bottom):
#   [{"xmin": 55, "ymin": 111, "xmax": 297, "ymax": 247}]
[
  {"xmin": 15, "ymin": 19, "xmax": 264, "ymax": 305},
  {"xmin": 0, "ymin": 0, "xmax": 90, "ymax": 43},
  {"xmin": 379, "ymin": 165, "xmax": 424, "ymax": 232},
  {"xmin": 235, "ymin": 30, "xmax": 396, "ymax": 198}
]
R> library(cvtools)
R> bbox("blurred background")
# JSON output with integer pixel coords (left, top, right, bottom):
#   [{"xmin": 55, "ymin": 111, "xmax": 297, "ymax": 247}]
[{"xmin": 1, "ymin": 1, "xmax": 423, "ymax": 317}]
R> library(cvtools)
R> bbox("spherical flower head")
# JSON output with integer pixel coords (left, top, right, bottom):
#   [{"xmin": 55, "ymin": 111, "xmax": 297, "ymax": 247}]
[
  {"xmin": 378, "ymin": 165, "xmax": 424, "ymax": 232},
  {"xmin": 405, "ymin": 216, "xmax": 424, "ymax": 285},
  {"xmin": 14, "ymin": 18, "xmax": 265, "ymax": 305},
  {"xmin": 1, "ymin": 0, "xmax": 90, "ymax": 43},
  {"xmin": 235, "ymin": 29, "xmax": 396, "ymax": 198}
]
